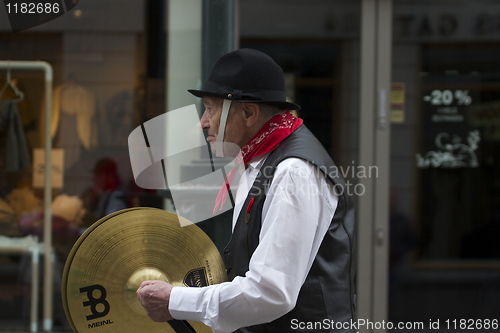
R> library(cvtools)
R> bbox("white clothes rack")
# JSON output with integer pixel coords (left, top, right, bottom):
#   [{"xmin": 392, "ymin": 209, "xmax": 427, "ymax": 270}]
[
  {"xmin": 0, "ymin": 236, "xmax": 43, "ymax": 333},
  {"xmin": 0, "ymin": 60, "xmax": 53, "ymax": 332}
]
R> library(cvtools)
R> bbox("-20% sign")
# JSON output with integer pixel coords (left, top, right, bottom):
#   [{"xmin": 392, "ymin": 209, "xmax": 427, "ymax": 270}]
[{"xmin": 423, "ymin": 89, "xmax": 472, "ymax": 106}]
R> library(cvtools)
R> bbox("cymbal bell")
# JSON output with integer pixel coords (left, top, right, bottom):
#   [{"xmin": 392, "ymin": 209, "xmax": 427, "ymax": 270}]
[{"xmin": 62, "ymin": 207, "xmax": 226, "ymax": 332}]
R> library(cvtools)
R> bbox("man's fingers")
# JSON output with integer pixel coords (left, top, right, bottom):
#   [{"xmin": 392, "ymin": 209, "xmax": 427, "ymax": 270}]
[
  {"xmin": 136, "ymin": 280, "xmax": 154, "ymax": 292},
  {"xmin": 135, "ymin": 280, "xmax": 174, "ymax": 322}
]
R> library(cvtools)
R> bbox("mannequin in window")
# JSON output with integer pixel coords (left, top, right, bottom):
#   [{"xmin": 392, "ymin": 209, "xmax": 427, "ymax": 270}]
[{"xmin": 80, "ymin": 158, "xmax": 127, "ymax": 229}]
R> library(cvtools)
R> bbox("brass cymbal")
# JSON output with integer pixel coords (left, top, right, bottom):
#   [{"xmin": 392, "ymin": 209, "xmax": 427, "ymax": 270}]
[{"xmin": 62, "ymin": 207, "xmax": 226, "ymax": 332}]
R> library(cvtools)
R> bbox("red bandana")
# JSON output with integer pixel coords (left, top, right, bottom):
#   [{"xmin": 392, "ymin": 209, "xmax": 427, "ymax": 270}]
[{"xmin": 213, "ymin": 111, "xmax": 303, "ymax": 213}]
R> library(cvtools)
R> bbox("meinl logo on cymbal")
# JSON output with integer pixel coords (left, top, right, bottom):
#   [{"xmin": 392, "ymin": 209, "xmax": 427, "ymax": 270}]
[
  {"xmin": 88, "ymin": 319, "xmax": 114, "ymax": 329},
  {"xmin": 79, "ymin": 284, "xmax": 110, "ymax": 320}
]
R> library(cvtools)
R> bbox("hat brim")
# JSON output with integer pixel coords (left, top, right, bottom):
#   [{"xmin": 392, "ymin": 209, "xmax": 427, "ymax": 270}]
[{"xmin": 188, "ymin": 89, "xmax": 301, "ymax": 111}]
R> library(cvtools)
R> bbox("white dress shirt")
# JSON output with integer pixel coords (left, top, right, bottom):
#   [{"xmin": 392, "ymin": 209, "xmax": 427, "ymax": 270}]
[{"xmin": 169, "ymin": 155, "xmax": 339, "ymax": 333}]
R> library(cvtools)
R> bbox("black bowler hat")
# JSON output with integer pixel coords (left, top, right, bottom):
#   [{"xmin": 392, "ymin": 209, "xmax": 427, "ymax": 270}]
[{"xmin": 189, "ymin": 48, "xmax": 300, "ymax": 110}]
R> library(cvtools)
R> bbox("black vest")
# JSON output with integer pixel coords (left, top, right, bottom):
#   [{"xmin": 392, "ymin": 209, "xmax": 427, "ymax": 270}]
[{"xmin": 224, "ymin": 125, "xmax": 357, "ymax": 333}]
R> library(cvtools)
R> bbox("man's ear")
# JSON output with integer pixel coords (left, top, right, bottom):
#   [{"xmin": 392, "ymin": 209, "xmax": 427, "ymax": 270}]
[{"xmin": 241, "ymin": 103, "xmax": 260, "ymax": 127}]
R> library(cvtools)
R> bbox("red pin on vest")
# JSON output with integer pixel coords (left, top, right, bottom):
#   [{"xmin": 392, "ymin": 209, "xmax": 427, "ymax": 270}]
[{"xmin": 245, "ymin": 197, "xmax": 255, "ymax": 224}]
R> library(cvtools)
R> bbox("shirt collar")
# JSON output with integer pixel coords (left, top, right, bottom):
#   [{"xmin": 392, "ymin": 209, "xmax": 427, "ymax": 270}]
[{"xmin": 246, "ymin": 153, "xmax": 269, "ymax": 171}]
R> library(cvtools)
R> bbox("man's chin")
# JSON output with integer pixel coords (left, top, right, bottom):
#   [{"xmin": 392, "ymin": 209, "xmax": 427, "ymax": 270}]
[{"xmin": 209, "ymin": 142, "xmax": 241, "ymax": 158}]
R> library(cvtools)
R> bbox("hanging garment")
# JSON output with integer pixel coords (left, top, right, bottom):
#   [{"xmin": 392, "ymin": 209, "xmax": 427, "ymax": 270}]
[
  {"xmin": 48, "ymin": 82, "xmax": 98, "ymax": 170},
  {"xmin": 52, "ymin": 81, "xmax": 98, "ymax": 150},
  {"xmin": 0, "ymin": 100, "xmax": 31, "ymax": 172}
]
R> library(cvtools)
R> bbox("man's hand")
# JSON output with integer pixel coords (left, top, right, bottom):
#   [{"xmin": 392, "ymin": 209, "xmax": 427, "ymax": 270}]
[{"xmin": 136, "ymin": 280, "xmax": 174, "ymax": 322}]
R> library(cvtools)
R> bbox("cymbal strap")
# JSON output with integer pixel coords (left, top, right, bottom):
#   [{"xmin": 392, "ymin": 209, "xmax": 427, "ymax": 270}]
[{"xmin": 169, "ymin": 320, "xmax": 197, "ymax": 333}]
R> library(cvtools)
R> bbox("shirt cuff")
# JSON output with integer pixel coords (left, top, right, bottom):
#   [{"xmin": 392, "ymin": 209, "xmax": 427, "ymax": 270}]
[{"xmin": 169, "ymin": 286, "xmax": 207, "ymax": 323}]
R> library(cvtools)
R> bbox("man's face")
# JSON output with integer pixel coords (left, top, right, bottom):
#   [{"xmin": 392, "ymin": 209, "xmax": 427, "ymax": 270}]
[{"xmin": 200, "ymin": 97, "xmax": 246, "ymax": 156}]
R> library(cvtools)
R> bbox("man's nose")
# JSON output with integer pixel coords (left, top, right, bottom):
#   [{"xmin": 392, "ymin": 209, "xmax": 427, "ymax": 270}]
[{"xmin": 200, "ymin": 110, "xmax": 210, "ymax": 130}]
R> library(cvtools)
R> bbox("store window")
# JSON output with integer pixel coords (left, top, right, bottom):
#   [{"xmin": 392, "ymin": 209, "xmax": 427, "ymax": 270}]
[
  {"xmin": 417, "ymin": 43, "xmax": 500, "ymax": 261},
  {"xmin": 0, "ymin": 1, "xmax": 165, "ymax": 330},
  {"xmin": 390, "ymin": 0, "xmax": 500, "ymax": 325}
]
